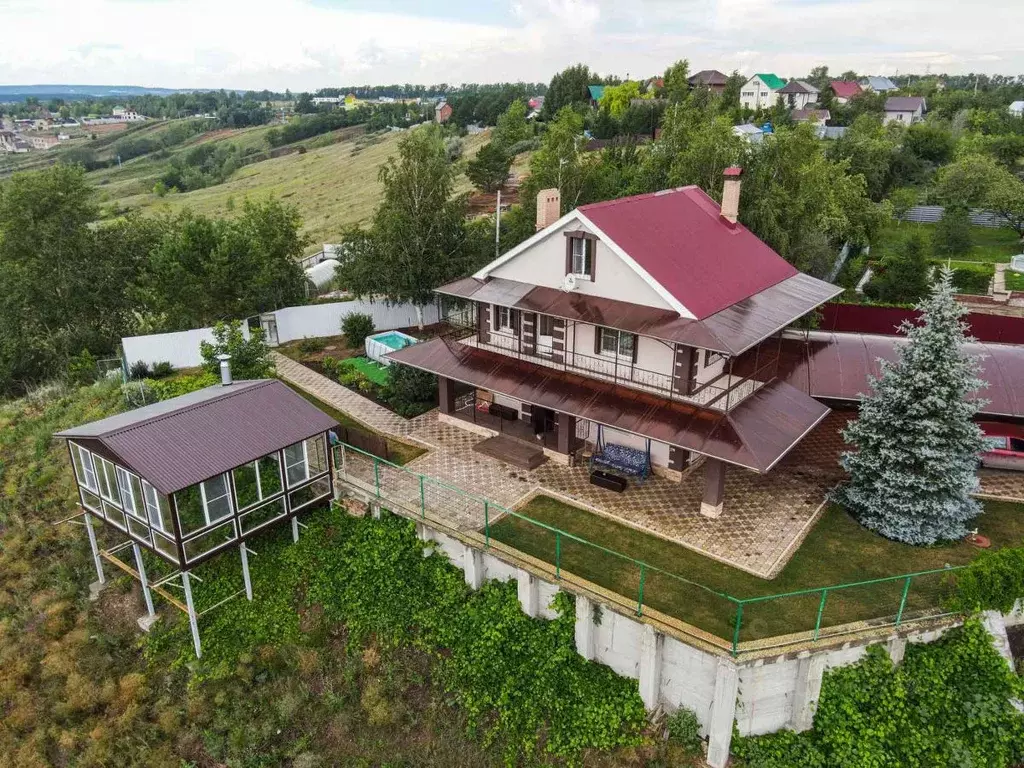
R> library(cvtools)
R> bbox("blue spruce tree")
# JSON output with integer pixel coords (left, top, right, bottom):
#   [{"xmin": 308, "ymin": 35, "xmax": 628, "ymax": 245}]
[{"xmin": 838, "ymin": 268, "xmax": 988, "ymax": 545}]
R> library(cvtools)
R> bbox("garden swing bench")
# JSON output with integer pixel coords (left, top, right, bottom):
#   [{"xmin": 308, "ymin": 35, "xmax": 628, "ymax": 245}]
[{"xmin": 588, "ymin": 425, "xmax": 652, "ymax": 486}]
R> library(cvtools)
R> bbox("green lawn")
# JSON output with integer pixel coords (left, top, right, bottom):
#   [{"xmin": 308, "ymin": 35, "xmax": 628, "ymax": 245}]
[
  {"xmin": 340, "ymin": 356, "xmax": 391, "ymax": 386},
  {"xmin": 1006, "ymin": 270, "xmax": 1024, "ymax": 292},
  {"xmin": 876, "ymin": 221, "xmax": 1021, "ymax": 264},
  {"xmin": 280, "ymin": 381, "xmax": 425, "ymax": 466},
  {"xmin": 488, "ymin": 495, "xmax": 1024, "ymax": 643}
]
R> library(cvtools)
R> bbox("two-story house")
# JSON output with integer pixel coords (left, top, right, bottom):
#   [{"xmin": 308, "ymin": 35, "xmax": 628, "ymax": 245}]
[
  {"xmin": 739, "ymin": 73, "xmax": 785, "ymax": 110},
  {"xmin": 883, "ymin": 96, "xmax": 926, "ymax": 125},
  {"xmin": 777, "ymin": 80, "xmax": 819, "ymax": 110},
  {"xmin": 387, "ymin": 170, "xmax": 842, "ymax": 519}
]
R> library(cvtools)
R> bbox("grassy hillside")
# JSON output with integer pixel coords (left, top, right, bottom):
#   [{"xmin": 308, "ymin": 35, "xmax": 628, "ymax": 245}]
[{"xmin": 91, "ymin": 124, "xmax": 489, "ymax": 253}]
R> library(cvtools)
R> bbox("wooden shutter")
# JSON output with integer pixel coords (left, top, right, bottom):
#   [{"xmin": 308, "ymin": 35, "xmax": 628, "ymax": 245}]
[
  {"xmin": 587, "ymin": 238, "xmax": 596, "ymax": 280},
  {"xmin": 594, "ymin": 327, "xmax": 602, "ymax": 355},
  {"xmin": 511, "ymin": 309, "xmax": 521, "ymax": 337},
  {"xmin": 565, "ymin": 237, "xmax": 573, "ymax": 275},
  {"xmin": 631, "ymin": 334, "xmax": 639, "ymax": 363}
]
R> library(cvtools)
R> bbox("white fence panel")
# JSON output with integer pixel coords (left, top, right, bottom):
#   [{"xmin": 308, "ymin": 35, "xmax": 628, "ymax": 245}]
[
  {"xmin": 271, "ymin": 299, "xmax": 439, "ymax": 344},
  {"xmin": 121, "ymin": 325, "xmax": 249, "ymax": 370}
]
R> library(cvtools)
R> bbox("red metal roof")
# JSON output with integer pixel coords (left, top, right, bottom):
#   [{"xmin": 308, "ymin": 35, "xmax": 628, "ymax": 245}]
[
  {"xmin": 55, "ymin": 380, "xmax": 338, "ymax": 494},
  {"xmin": 829, "ymin": 80, "xmax": 862, "ymax": 99},
  {"xmin": 388, "ymin": 338, "xmax": 830, "ymax": 472},
  {"xmin": 578, "ymin": 186, "xmax": 799, "ymax": 320},
  {"xmin": 762, "ymin": 332, "xmax": 1024, "ymax": 419}
]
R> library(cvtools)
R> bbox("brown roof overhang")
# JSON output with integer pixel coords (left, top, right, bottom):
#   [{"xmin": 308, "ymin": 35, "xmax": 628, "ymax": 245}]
[
  {"xmin": 764, "ymin": 331, "xmax": 1024, "ymax": 419},
  {"xmin": 55, "ymin": 379, "xmax": 339, "ymax": 494},
  {"xmin": 435, "ymin": 273, "xmax": 841, "ymax": 356},
  {"xmin": 387, "ymin": 338, "xmax": 830, "ymax": 472}
]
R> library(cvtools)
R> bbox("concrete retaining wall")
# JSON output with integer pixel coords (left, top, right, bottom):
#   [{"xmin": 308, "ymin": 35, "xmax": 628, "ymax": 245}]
[{"xmin": 383, "ymin": 509, "xmax": 1010, "ymax": 768}]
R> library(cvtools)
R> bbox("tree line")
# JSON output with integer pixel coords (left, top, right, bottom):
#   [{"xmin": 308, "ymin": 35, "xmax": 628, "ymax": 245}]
[{"xmin": 0, "ymin": 165, "xmax": 310, "ymax": 396}]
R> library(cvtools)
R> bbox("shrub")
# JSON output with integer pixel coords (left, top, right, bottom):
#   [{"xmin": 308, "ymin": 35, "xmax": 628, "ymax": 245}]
[
  {"xmin": 934, "ymin": 204, "xmax": 973, "ymax": 257},
  {"xmin": 150, "ymin": 361, "xmax": 174, "ymax": 379},
  {"xmin": 128, "ymin": 360, "xmax": 151, "ymax": 380},
  {"xmin": 947, "ymin": 546, "xmax": 1024, "ymax": 614},
  {"xmin": 67, "ymin": 350, "xmax": 99, "ymax": 387},
  {"xmin": 200, "ymin": 320, "xmax": 274, "ymax": 379},
  {"xmin": 298, "ymin": 337, "xmax": 326, "ymax": 355},
  {"xmin": 341, "ymin": 313, "xmax": 375, "ymax": 348},
  {"xmin": 950, "ymin": 266, "xmax": 992, "ymax": 295},
  {"xmin": 146, "ymin": 372, "xmax": 218, "ymax": 401},
  {"xmin": 665, "ymin": 707, "xmax": 703, "ymax": 753},
  {"xmin": 382, "ymin": 363, "xmax": 437, "ymax": 417}
]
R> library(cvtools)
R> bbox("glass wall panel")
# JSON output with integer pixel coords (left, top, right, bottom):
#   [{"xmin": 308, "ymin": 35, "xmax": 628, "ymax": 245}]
[
  {"xmin": 284, "ymin": 442, "xmax": 308, "ymax": 487},
  {"xmin": 153, "ymin": 531, "xmax": 179, "ymax": 563},
  {"xmin": 115, "ymin": 466, "xmax": 141, "ymax": 518},
  {"xmin": 201, "ymin": 474, "xmax": 232, "ymax": 522},
  {"xmin": 71, "ymin": 444, "xmax": 98, "ymax": 493},
  {"xmin": 103, "ymin": 502, "xmax": 126, "ymax": 530},
  {"xmin": 81, "ymin": 489, "xmax": 101, "ymax": 513},
  {"xmin": 183, "ymin": 520, "xmax": 237, "ymax": 563},
  {"xmin": 127, "ymin": 516, "xmax": 151, "ymax": 543},
  {"xmin": 239, "ymin": 497, "xmax": 287, "ymax": 534},
  {"xmin": 142, "ymin": 481, "xmax": 172, "ymax": 533},
  {"xmin": 305, "ymin": 435, "xmax": 328, "ymax": 476},
  {"xmin": 175, "ymin": 485, "xmax": 205, "ymax": 535},
  {"xmin": 234, "ymin": 453, "xmax": 284, "ymax": 510},
  {"xmin": 288, "ymin": 477, "xmax": 331, "ymax": 511},
  {"xmin": 95, "ymin": 456, "xmax": 119, "ymax": 503}
]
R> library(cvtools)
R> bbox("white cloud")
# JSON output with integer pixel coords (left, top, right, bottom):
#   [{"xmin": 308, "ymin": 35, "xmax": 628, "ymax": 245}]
[{"xmin": 1, "ymin": 0, "xmax": 1021, "ymax": 90}]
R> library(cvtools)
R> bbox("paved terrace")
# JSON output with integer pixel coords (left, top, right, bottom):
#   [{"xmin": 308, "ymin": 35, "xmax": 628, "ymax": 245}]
[{"xmin": 274, "ymin": 353, "xmax": 1024, "ymax": 579}]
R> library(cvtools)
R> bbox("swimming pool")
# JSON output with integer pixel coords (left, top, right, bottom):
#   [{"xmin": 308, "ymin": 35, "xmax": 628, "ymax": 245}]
[{"xmin": 365, "ymin": 330, "xmax": 418, "ymax": 365}]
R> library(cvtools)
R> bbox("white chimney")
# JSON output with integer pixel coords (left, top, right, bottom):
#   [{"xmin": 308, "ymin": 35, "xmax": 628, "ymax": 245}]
[
  {"xmin": 720, "ymin": 166, "xmax": 743, "ymax": 226},
  {"xmin": 535, "ymin": 188, "xmax": 561, "ymax": 231},
  {"xmin": 217, "ymin": 354, "xmax": 232, "ymax": 386}
]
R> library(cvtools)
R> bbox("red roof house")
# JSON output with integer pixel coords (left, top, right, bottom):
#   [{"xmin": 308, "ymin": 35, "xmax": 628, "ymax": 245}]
[{"xmin": 829, "ymin": 80, "xmax": 862, "ymax": 103}]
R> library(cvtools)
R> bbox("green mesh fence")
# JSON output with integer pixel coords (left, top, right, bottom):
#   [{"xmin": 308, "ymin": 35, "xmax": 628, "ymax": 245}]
[{"xmin": 332, "ymin": 442, "xmax": 965, "ymax": 655}]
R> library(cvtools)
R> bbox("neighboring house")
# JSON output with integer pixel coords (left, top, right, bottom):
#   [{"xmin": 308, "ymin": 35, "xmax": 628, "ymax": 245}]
[
  {"xmin": 777, "ymin": 80, "xmax": 819, "ymax": 110},
  {"xmin": 689, "ymin": 69, "xmax": 729, "ymax": 95},
  {"xmin": 312, "ymin": 96, "xmax": 343, "ymax": 105},
  {"xmin": 817, "ymin": 125, "xmax": 848, "ymax": 140},
  {"xmin": 1009, "ymin": 101, "xmax": 1024, "ymax": 117},
  {"xmin": 56, "ymin": 371, "xmax": 338, "ymax": 652},
  {"xmin": 732, "ymin": 123, "xmax": 764, "ymax": 143},
  {"xmin": 0, "ymin": 131, "xmax": 29, "ymax": 153},
  {"xmin": 435, "ymin": 101, "xmax": 453, "ymax": 124},
  {"xmin": 386, "ymin": 170, "xmax": 841, "ymax": 520},
  {"xmin": 829, "ymin": 80, "xmax": 862, "ymax": 104},
  {"xmin": 588, "ymin": 85, "xmax": 606, "ymax": 107},
  {"xmin": 739, "ymin": 73, "xmax": 785, "ymax": 110},
  {"xmin": 791, "ymin": 108, "xmax": 830, "ymax": 126},
  {"xmin": 112, "ymin": 106, "xmax": 146, "ymax": 122},
  {"xmin": 860, "ymin": 76, "xmax": 898, "ymax": 93},
  {"xmin": 883, "ymin": 96, "xmax": 926, "ymax": 125},
  {"xmin": 528, "ymin": 95, "xmax": 545, "ymax": 111},
  {"xmin": 25, "ymin": 134, "xmax": 60, "ymax": 150}
]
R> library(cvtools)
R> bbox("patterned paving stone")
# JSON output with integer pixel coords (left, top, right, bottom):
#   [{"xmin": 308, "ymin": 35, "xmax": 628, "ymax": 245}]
[{"xmin": 277, "ymin": 356, "xmax": 1022, "ymax": 580}]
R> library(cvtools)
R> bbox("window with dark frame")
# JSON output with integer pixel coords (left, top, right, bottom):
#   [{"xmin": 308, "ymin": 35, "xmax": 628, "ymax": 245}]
[
  {"xmin": 596, "ymin": 327, "xmax": 636, "ymax": 360},
  {"xmin": 570, "ymin": 237, "xmax": 594, "ymax": 279}
]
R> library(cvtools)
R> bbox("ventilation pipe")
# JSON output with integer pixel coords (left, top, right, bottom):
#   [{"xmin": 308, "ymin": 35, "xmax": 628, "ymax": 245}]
[
  {"xmin": 218, "ymin": 354, "xmax": 232, "ymax": 386},
  {"xmin": 535, "ymin": 188, "xmax": 561, "ymax": 231},
  {"xmin": 720, "ymin": 166, "xmax": 743, "ymax": 227}
]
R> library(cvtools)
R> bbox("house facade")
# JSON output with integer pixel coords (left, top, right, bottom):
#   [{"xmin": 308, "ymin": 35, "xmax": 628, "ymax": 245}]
[
  {"xmin": 689, "ymin": 69, "xmax": 728, "ymax": 95},
  {"xmin": 739, "ymin": 73, "xmax": 785, "ymax": 110},
  {"xmin": 860, "ymin": 76, "xmax": 898, "ymax": 93},
  {"xmin": 883, "ymin": 96, "xmax": 926, "ymax": 125},
  {"xmin": 435, "ymin": 101, "xmax": 452, "ymax": 124},
  {"xmin": 387, "ymin": 172, "xmax": 841, "ymax": 519},
  {"xmin": 777, "ymin": 80, "xmax": 819, "ymax": 110},
  {"xmin": 829, "ymin": 80, "xmax": 862, "ymax": 104}
]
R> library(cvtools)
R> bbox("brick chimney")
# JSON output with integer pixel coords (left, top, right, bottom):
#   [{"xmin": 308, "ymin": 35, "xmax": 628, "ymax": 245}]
[
  {"xmin": 720, "ymin": 166, "xmax": 743, "ymax": 227},
  {"xmin": 535, "ymin": 188, "xmax": 561, "ymax": 231}
]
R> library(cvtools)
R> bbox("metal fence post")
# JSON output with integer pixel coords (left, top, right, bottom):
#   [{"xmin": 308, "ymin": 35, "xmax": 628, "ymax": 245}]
[
  {"xmin": 895, "ymin": 576, "xmax": 912, "ymax": 627},
  {"xmin": 814, "ymin": 589, "xmax": 828, "ymax": 640},
  {"xmin": 731, "ymin": 602, "xmax": 744, "ymax": 657},
  {"xmin": 637, "ymin": 564, "xmax": 646, "ymax": 616},
  {"xmin": 555, "ymin": 531, "xmax": 561, "ymax": 579},
  {"xmin": 373, "ymin": 457, "xmax": 380, "ymax": 498},
  {"xmin": 484, "ymin": 501, "xmax": 490, "ymax": 547},
  {"xmin": 419, "ymin": 475, "xmax": 425, "ymax": 518}
]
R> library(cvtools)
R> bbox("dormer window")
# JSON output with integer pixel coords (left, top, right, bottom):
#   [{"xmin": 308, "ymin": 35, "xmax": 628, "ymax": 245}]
[{"xmin": 564, "ymin": 231, "xmax": 596, "ymax": 281}]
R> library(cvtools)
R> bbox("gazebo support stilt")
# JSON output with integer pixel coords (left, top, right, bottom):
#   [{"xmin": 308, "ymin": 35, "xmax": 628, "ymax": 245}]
[
  {"xmin": 240, "ymin": 544, "xmax": 253, "ymax": 601},
  {"xmin": 291, "ymin": 516, "xmax": 299, "ymax": 543},
  {"xmin": 132, "ymin": 543, "xmax": 156, "ymax": 625},
  {"xmin": 84, "ymin": 513, "xmax": 105, "ymax": 600},
  {"xmin": 182, "ymin": 571, "xmax": 202, "ymax": 658}
]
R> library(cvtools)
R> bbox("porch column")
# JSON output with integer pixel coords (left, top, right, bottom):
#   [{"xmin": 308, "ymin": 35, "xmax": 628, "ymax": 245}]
[
  {"xmin": 700, "ymin": 458, "xmax": 726, "ymax": 518},
  {"xmin": 438, "ymin": 376, "xmax": 456, "ymax": 415},
  {"xmin": 556, "ymin": 412, "xmax": 577, "ymax": 454}
]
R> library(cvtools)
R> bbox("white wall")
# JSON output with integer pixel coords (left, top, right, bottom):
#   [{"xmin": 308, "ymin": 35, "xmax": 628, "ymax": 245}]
[
  {"xmin": 122, "ymin": 325, "xmax": 249, "ymax": 370},
  {"xmin": 120, "ymin": 298, "xmax": 435, "ymax": 369},
  {"xmin": 272, "ymin": 298, "xmax": 439, "ymax": 344},
  {"xmin": 586, "ymin": 423, "xmax": 672, "ymax": 468},
  {"xmin": 488, "ymin": 219, "xmax": 673, "ymax": 311}
]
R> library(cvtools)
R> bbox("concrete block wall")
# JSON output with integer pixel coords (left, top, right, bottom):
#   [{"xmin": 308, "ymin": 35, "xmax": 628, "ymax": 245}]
[{"xmin": 397, "ymin": 514, "xmax": 998, "ymax": 768}]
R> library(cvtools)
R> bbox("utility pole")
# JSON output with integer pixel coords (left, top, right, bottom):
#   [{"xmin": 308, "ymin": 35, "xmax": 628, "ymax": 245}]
[{"xmin": 495, "ymin": 189, "xmax": 502, "ymax": 259}]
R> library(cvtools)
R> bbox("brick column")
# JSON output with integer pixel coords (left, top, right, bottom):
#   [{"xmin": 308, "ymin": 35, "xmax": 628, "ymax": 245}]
[
  {"xmin": 551, "ymin": 319, "xmax": 566, "ymax": 363},
  {"xmin": 700, "ymin": 458, "xmax": 726, "ymax": 518},
  {"xmin": 438, "ymin": 376, "xmax": 456, "ymax": 415}
]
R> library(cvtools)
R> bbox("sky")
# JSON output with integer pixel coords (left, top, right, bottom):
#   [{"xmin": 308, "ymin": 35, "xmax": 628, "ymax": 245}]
[{"xmin": 2, "ymin": 0, "xmax": 1022, "ymax": 91}]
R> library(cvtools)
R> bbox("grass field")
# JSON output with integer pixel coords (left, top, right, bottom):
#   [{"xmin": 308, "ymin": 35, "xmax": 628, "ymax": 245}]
[
  {"xmin": 489, "ymin": 495, "xmax": 1024, "ymax": 642},
  {"xmin": 91, "ymin": 125, "xmax": 489, "ymax": 253},
  {"xmin": 340, "ymin": 356, "xmax": 391, "ymax": 386},
  {"xmin": 876, "ymin": 221, "xmax": 1021, "ymax": 264}
]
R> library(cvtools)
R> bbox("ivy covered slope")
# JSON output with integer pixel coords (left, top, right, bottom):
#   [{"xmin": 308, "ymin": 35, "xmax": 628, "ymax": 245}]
[
  {"xmin": 734, "ymin": 619, "xmax": 1024, "ymax": 768},
  {"xmin": 150, "ymin": 507, "xmax": 648, "ymax": 763},
  {"xmin": 0, "ymin": 378, "xmax": 651, "ymax": 766}
]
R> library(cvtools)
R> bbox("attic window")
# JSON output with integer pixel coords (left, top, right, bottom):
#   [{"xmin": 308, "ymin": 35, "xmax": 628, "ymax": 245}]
[{"xmin": 569, "ymin": 237, "xmax": 594, "ymax": 280}]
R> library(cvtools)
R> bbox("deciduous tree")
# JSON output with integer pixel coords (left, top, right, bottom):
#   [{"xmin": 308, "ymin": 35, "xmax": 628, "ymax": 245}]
[{"xmin": 838, "ymin": 268, "xmax": 987, "ymax": 545}]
